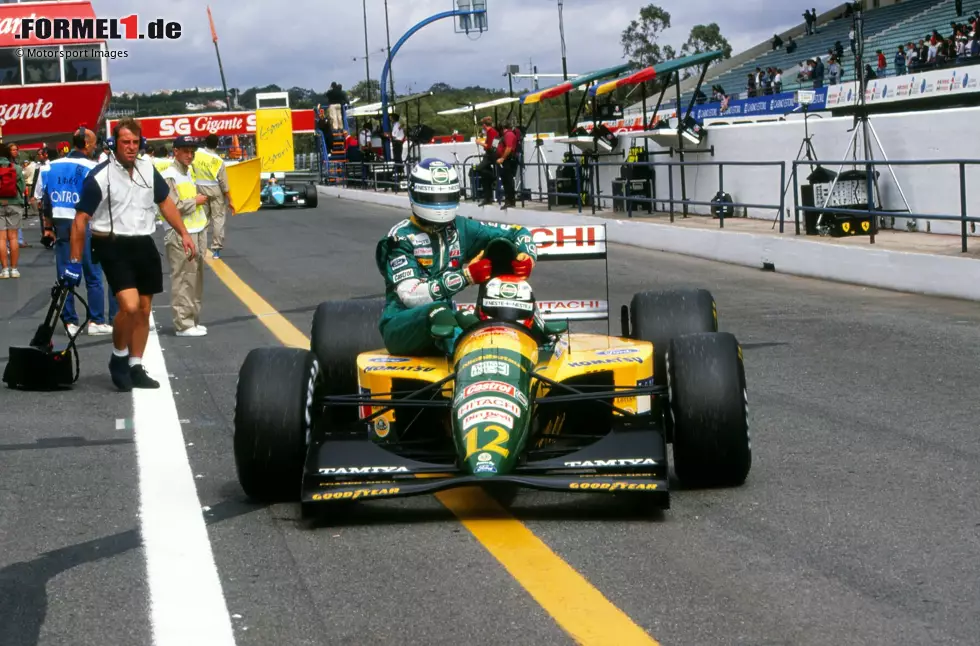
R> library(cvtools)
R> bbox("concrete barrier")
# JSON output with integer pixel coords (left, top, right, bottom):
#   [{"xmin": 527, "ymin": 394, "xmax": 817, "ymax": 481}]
[{"xmin": 318, "ymin": 185, "xmax": 980, "ymax": 303}]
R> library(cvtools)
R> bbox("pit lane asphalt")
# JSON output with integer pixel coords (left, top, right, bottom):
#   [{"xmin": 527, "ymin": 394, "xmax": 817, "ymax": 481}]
[{"xmin": 1, "ymin": 198, "xmax": 978, "ymax": 645}]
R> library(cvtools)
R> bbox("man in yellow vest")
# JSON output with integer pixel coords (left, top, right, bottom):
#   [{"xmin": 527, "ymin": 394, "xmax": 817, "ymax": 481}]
[
  {"xmin": 161, "ymin": 135, "xmax": 210, "ymax": 337},
  {"xmin": 193, "ymin": 133, "xmax": 234, "ymax": 259}
]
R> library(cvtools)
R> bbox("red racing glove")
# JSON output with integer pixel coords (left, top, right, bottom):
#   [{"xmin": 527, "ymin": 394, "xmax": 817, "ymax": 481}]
[
  {"xmin": 511, "ymin": 253, "xmax": 534, "ymax": 279},
  {"xmin": 464, "ymin": 251, "xmax": 493, "ymax": 285}
]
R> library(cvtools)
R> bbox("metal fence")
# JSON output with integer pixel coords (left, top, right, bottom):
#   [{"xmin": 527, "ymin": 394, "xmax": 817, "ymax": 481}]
[{"xmin": 792, "ymin": 158, "xmax": 980, "ymax": 252}]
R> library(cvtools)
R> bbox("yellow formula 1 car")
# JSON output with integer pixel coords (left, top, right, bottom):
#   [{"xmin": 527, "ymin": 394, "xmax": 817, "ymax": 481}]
[{"xmin": 233, "ymin": 224, "xmax": 751, "ymax": 515}]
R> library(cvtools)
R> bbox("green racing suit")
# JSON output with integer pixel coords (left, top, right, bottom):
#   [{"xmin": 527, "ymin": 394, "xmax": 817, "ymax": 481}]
[{"xmin": 374, "ymin": 215, "xmax": 538, "ymax": 356}]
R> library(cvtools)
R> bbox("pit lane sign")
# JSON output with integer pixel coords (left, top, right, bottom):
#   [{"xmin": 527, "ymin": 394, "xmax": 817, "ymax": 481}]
[{"xmin": 109, "ymin": 109, "xmax": 316, "ymax": 141}]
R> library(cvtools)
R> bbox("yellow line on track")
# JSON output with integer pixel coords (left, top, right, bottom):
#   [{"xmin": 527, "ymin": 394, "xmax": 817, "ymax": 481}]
[{"xmin": 205, "ymin": 254, "xmax": 660, "ymax": 646}]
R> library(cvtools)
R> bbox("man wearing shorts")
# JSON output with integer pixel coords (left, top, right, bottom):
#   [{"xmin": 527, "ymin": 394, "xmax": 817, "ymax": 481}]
[{"xmin": 62, "ymin": 118, "xmax": 197, "ymax": 392}]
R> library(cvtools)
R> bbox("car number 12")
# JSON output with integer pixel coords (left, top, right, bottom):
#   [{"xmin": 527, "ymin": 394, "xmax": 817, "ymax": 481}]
[{"xmin": 463, "ymin": 424, "xmax": 510, "ymax": 460}]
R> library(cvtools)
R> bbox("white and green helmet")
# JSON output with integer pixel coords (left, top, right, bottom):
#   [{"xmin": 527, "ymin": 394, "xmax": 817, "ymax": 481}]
[{"xmin": 408, "ymin": 158, "xmax": 460, "ymax": 225}]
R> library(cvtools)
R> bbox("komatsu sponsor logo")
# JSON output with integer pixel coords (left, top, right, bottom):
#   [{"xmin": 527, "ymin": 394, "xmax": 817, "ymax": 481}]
[
  {"xmin": 568, "ymin": 357, "xmax": 643, "ymax": 367},
  {"xmin": 563, "ymin": 458, "xmax": 658, "ymax": 468},
  {"xmin": 319, "ymin": 466, "xmax": 410, "ymax": 475}
]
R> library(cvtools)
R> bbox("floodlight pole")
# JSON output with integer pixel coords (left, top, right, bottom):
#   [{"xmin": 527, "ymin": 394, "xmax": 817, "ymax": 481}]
[{"xmin": 380, "ymin": 7, "xmax": 487, "ymax": 160}]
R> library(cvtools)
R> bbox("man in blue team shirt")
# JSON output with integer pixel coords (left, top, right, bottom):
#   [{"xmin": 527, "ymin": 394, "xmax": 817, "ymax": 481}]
[
  {"xmin": 43, "ymin": 126, "xmax": 117, "ymax": 335},
  {"xmin": 63, "ymin": 118, "xmax": 196, "ymax": 392}
]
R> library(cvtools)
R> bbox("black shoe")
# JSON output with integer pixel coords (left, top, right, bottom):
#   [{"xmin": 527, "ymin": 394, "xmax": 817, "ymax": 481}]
[
  {"xmin": 109, "ymin": 354, "xmax": 133, "ymax": 392},
  {"xmin": 130, "ymin": 364, "xmax": 160, "ymax": 389}
]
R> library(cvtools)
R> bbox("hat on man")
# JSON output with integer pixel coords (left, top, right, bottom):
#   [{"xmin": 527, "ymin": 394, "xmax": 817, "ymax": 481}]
[{"xmin": 173, "ymin": 135, "xmax": 199, "ymax": 149}]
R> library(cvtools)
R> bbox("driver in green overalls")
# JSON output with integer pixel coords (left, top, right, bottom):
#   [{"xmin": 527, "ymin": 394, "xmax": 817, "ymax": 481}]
[{"xmin": 374, "ymin": 158, "xmax": 537, "ymax": 356}]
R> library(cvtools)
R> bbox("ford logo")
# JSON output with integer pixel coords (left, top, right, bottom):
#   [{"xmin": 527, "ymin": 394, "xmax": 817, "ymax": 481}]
[
  {"xmin": 596, "ymin": 348, "xmax": 639, "ymax": 356},
  {"xmin": 371, "ymin": 357, "xmax": 411, "ymax": 363}
]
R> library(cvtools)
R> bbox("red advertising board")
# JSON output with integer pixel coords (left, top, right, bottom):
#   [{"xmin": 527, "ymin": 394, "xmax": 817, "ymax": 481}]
[
  {"xmin": 0, "ymin": 1, "xmax": 101, "ymax": 47},
  {"xmin": 0, "ymin": 81, "xmax": 110, "ymax": 140},
  {"xmin": 108, "ymin": 109, "xmax": 316, "ymax": 141}
]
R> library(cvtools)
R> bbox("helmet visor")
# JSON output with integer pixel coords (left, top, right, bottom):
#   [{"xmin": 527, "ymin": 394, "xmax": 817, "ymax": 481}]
[{"xmin": 411, "ymin": 188, "xmax": 460, "ymax": 205}]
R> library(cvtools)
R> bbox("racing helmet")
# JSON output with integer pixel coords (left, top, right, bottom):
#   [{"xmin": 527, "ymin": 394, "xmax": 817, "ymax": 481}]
[
  {"xmin": 477, "ymin": 277, "xmax": 537, "ymax": 329},
  {"xmin": 408, "ymin": 158, "xmax": 460, "ymax": 226}
]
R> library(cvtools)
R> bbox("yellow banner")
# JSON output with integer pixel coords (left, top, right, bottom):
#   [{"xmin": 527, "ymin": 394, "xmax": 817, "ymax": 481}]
[
  {"xmin": 225, "ymin": 158, "xmax": 261, "ymax": 214},
  {"xmin": 255, "ymin": 108, "xmax": 295, "ymax": 172}
]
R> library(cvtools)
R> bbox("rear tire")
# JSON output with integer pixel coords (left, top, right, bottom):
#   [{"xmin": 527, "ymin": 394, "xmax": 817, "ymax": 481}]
[
  {"xmin": 310, "ymin": 299, "xmax": 386, "ymax": 425},
  {"xmin": 234, "ymin": 347, "xmax": 320, "ymax": 502},
  {"xmin": 666, "ymin": 332, "xmax": 750, "ymax": 488},
  {"xmin": 305, "ymin": 184, "xmax": 318, "ymax": 208}
]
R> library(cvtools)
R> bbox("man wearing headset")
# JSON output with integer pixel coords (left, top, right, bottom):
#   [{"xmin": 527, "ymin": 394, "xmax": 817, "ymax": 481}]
[{"xmin": 62, "ymin": 118, "xmax": 197, "ymax": 392}]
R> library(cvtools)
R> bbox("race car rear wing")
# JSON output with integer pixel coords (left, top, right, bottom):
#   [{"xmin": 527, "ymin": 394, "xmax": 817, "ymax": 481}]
[
  {"xmin": 530, "ymin": 224, "xmax": 607, "ymax": 261},
  {"xmin": 456, "ymin": 223, "xmax": 611, "ymax": 324}
]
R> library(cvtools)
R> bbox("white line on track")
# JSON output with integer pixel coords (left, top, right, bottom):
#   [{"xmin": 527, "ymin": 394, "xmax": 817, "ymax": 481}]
[{"xmin": 133, "ymin": 312, "xmax": 237, "ymax": 646}]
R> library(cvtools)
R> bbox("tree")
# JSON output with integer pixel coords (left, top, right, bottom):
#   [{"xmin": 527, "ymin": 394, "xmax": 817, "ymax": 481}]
[
  {"xmin": 349, "ymin": 79, "xmax": 381, "ymax": 103},
  {"xmin": 681, "ymin": 23, "xmax": 733, "ymax": 61},
  {"xmin": 621, "ymin": 4, "xmax": 676, "ymax": 69}
]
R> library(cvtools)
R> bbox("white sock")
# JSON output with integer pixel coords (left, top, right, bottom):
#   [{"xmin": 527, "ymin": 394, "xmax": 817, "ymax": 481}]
[
  {"xmin": 112, "ymin": 347, "xmax": 129, "ymax": 358},
  {"xmin": 128, "ymin": 357, "xmax": 142, "ymax": 367}
]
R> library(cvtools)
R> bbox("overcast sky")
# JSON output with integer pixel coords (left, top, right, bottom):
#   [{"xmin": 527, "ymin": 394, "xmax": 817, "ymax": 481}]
[{"xmin": 99, "ymin": 0, "xmax": 824, "ymax": 96}]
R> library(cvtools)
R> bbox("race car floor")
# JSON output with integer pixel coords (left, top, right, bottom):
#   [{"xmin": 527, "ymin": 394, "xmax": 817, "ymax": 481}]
[{"xmin": 1, "ymin": 199, "xmax": 979, "ymax": 646}]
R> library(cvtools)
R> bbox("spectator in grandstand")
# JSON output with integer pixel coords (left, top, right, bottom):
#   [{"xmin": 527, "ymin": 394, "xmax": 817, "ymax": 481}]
[
  {"xmin": 918, "ymin": 39, "xmax": 929, "ymax": 67},
  {"xmin": 895, "ymin": 46, "xmax": 907, "ymax": 76},
  {"xmin": 772, "ymin": 34, "xmax": 783, "ymax": 51},
  {"xmin": 827, "ymin": 57, "xmax": 840, "ymax": 84},
  {"xmin": 786, "ymin": 36, "xmax": 798, "ymax": 54},
  {"xmin": 956, "ymin": 0, "xmax": 963, "ymax": 18},
  {"xmin": 849, "ymin": 27, "xmax": 856, "ymax": 55},
  {"xmin": 773, "ymin": 69, "xmax": 783, "ymax": 93},
  {"xmin": 803, "ymin": 9, "xmax": 813, "ymax": 36},
  {"xmin": 746, "ymin": 73, "xmax": 757, "ymax": 98},
  {"xmin": 834, "ymin": 40, "xmax": 845, "ymax": 61},
  {"xmin": 810, "ymin": 57, "xmax": 825, "ymax": 89},
  {"xmin": 905, "ymin": 43, "xmax": 919, "ymax": 71},
  {"xmin": 876, "ymin": 50, "xmax": 887, "ymax": 76}
]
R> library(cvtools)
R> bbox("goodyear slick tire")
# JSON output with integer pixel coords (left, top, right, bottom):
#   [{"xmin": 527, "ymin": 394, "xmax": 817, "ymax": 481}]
[
  {"xmin": 311, "ymin": 299, "xmax": 386, "ymax": 425},
  {"xmin": 666, "ymin": 332, "xmax": 750, "ymax": 488},
  {"xmin": 629, "ymin": 288, "xmax": 717, "ymax": 440},
  {"xmin": 234, "ymin": 347, "xmax": 320, "ymax": 502}
]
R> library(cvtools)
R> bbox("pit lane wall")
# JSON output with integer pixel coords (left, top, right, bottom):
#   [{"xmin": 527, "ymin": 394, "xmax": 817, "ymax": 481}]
[
  {"xmin": 317, "ymin": 184, "xmax": 980, "ymax": 304},
  {"xmin": 417, "ymin": 103, "xmax": 980, "ymax": 239}
]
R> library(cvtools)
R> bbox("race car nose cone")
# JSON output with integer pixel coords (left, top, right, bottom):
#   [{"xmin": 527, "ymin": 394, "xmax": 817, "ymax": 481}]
[{"xmin": 468, "ymin": 449, "xmax": 503, "ymax": 477}]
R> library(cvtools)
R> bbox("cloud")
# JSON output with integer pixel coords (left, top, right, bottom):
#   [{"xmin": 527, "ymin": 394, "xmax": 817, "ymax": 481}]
[{"xmin": 97, "ymin": 0, "xmax": 825, "ymax": 95}]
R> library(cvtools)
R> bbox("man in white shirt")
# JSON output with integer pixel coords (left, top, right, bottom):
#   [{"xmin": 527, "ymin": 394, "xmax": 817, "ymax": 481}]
[
  {"xmin": 390, "ymin": 113, "xmax": 406, "ymax": 164},
  {"xmin": 63, "ymin": 118, "xmax": 196, "ymax": 392}
]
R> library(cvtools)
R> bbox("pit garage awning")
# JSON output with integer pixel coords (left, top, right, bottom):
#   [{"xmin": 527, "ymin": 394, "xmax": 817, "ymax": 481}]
[
  {"xmin": 437, "ymin": 96, "xmax": 519, "ymax": 115},
  {"xmin": 588, "ymin": 51, "xmax": 726, "ymax": 97},
  {"xmin": 520, "ymin": 62, "xmax": 632, "ymax": 105}
]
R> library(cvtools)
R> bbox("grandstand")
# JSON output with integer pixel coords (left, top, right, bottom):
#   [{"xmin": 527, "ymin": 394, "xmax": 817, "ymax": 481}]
[{"xmin": 663, "ymin": 0, "xmax": 972, "ymax": 108}]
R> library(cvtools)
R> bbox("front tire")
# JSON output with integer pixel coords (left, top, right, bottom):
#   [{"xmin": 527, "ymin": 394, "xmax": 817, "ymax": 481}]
[
  {"xmin": 310, "ymin": 299, "xmax": 386, "ymax": 425},
  {"xmin": 666, "ymin": 332, "xmax": 750, "ymax": 488},
  {"xmin": 233, "ymin": 347, "xmax": 320, "ymax": 502}
]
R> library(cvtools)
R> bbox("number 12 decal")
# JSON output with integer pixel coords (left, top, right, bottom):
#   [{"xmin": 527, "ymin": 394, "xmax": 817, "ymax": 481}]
[{"xmin": 463, "ymin": 424, "xmax": 510, "ymax": 459}]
